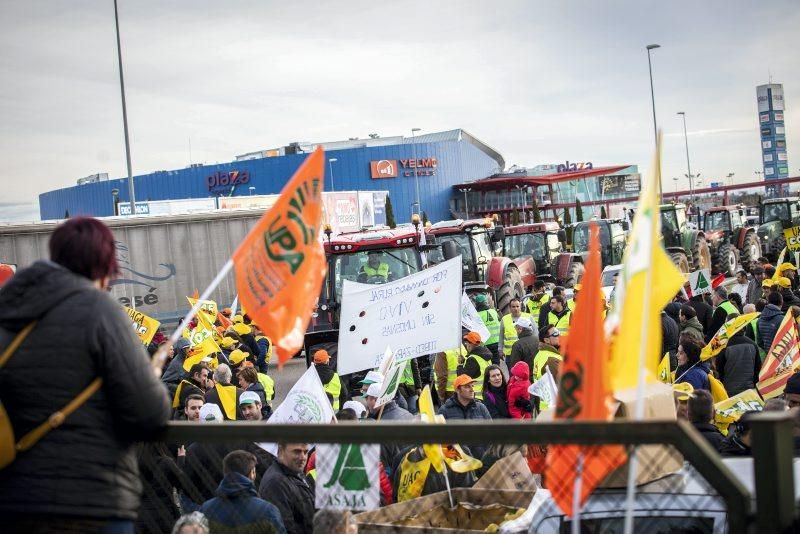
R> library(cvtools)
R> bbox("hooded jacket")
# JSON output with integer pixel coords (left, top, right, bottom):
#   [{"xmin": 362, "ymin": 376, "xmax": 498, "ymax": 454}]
[
  {"xmin": 687, "ymin": 297, "xmax": 713, "ymax": 333},
  {"xmin": 0, "ymin": 261, "xmax": 171, "ymax": 520},
  {"xmin": 200, "ymin": 472, "xmax": 286, "ymax": 533},
  {"xmin": 508, "ymin": 329, "xmax": 539, "ymax": 370},
  {"xmin": 506, "ymin": 361, "xmax": 532, "ymax": 420},
  {"xmin": 717, "ymin": 334, "xmax": 760, "ymax": 397},
  {"xmin": 757, "ymin": 304, "xmax": 784, "ymax": 352},
  {"xmin": 258, "ymin": 460, "xmax": 315, "ymax": 534},
  {"xmin": 680, "ymin": 316, "xmax": 705, "ymax": 342}
]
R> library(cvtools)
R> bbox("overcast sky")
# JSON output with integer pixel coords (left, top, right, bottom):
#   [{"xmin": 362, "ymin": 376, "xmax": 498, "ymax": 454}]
[{"xmin": 1, "ymin": 0, "xmax": 797, "ymax": 209}]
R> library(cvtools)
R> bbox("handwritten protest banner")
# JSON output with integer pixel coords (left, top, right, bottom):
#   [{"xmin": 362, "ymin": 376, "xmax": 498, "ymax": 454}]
[
  {"xmin": 337, "ymin": 257, "xmax": 462, "ymax": 375},
  {"xmin": 125, "ymin": 306, "xmax": 160, "ymax": 345}
]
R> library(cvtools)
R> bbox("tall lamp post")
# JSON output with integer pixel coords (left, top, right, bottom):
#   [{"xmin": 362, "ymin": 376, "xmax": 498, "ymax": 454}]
[
  {"xmin": 677, "ymin": 111, "xmax": 693, "ymax": 204},
  {"xmin": 726, "ymin": 172, "xmax": 735, "ymax": 186},
  {"xmin": 411, "ymin": 128, "xmax": 421, "ymax": 215},
  {"xmin": 113, "ymin": 0, "xmax": 135, "ymax": 215},
  {"xmin": 460, "ymin": 188, "xmax": 472, "ymax": 218},
  {"xmin": 328, "ymin": 158, "xmax": 337, "ymax": 192},
  {"xmin": 646, "ymin": 44, "xmax": 661, "ymax": 198}
]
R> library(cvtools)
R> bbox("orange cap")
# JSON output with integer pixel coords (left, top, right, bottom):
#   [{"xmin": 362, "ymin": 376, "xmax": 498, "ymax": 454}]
[
  {"xmin": 314, "ymin": 349, "xmax": 330, "ymax": 364},
  {"xmin": 463, "ymin": 331, "xmax": 482, "ymax": 345},
  {"xmin": 453, "ymin": 374, "xmax": 477, "ymax": 389}
]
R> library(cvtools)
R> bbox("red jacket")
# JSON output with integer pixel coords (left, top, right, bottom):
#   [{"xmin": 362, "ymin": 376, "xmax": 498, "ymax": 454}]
[
  {"xmin": 507, "ymin": 361, "xmax": 532, "ymax": 420},
  {"xmin": 305, "ymin": 450, "xmax": 394, "ymax": 505}
]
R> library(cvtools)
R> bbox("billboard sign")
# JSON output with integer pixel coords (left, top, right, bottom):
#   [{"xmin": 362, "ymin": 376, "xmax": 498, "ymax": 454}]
[
  {"xmin": 357, "ymin": 192, "xmax": 376, "ymax": 227},
  {"xmin": 219, "ymin": 195, "xmax": 278, "ymax": 210},
  {"xmin": 118, "ymin": 202, "xmax": 150, "ymax": 215},
  {"xmin": 372, "ymin": 192, "xmax": 387, "ymax": 226},
  {"xmin": 370, "ymin": 160, "xmax": 398, "ymax": 179}
]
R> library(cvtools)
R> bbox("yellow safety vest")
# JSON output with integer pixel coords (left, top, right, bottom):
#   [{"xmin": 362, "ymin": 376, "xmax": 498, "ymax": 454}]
[
  {"xmin": 526, "ymin": 293, "xmax": 549, "ymax": 322},
  {"xmin": 501, "ymin": 312, "xmax": 532, "ymax": 356},
  {"xmin": 323, "ymin": 373, "xmax": 342, "ymax": 411},
  {"xmin": 532, "ymin": 349, "xmax": 562, "ymax": 381},
  {"xmin": 717, "ymin": 300, "xmax": 738, "ymax": 319},
  {"xmin": 401, "ymin": 360, "xmax": 415, "ymax": 387},
  {"xmin": 547, "ymin": 310, "xmax": 572, "ymax": 335},
  {"xmin": 567, "ymin": 299, "xmax": 576, "ymax": 311},
  {"xmin": 478, "ymin": 309, "xmax": 500, "ymax": 345},
  {"xmin": 444, "ymin": 348, "xmax": 464, "ymax": 392},
  {"xmin": 466, "ymin": 354, "xmax": 490, "ymax": 400},
  {"xmin": 362, "ymin": 263, "xmax": 389, "ymax": 280},
  {"xmin": 257, "ymin": 372, "xmax": 275, "ymax": 402}
]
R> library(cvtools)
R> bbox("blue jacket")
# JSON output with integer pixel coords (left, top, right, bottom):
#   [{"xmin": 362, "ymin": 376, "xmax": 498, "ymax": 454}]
[
  {"xmin": 256, "ymin": 337, "xmax": 271, "ymax": 373},
  {"xmin": 200, "ymin": 472, "xmax": 286, "ymax": 534},
  {"xmin": 677, "ymin": 365, "xmax": 709, "ymax": 391},
  {"xmin": 757, "ymin": 304, "xmax": 784, "ymax": 352}
]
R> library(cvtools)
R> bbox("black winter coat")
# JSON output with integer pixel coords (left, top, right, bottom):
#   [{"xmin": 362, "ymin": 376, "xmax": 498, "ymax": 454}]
[
  {"xmin": 757, "ymin": 304, "xmax": 784, "ymax": 352},
  {"xmin": 717, "ymin": 334, "xmax": 760, "ymax": 397},
  {"xmin": 0, "ymin": 261, "xmax": 171, "ymax": 520},
  {"xmin": 508, "ymin": 330, "xmax": 539, "ymax": 370},
  {"xmin": 661, "ymin": 312, "xmax": 680, "ymax": 367},
  {"xmin": 483, "ymin": 384, "xmax": 510, "ymax": 419},
  {"xmin": 692, "ymin": 423, "xmax": 727, "ymax": 452},
  {"xmin": 258, "ymin": 460, "xmax": 315, "ymax": 534},
  {"xmin": 688, "ymin": 297, "xmax": 713, "ymax": 333}
]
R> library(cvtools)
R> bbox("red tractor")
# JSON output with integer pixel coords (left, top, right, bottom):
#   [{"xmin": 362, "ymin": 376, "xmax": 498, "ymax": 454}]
[
  {"xmin": 425, "ymin": 218, "xmax": 525, "ymax": 314},
  {"xmin": 502, "ymin": 221, "xmax": 587, "ymax": 289},
  {"xmin": 702, "ymin": 205, "xmax": 761, "ymax": 274}
]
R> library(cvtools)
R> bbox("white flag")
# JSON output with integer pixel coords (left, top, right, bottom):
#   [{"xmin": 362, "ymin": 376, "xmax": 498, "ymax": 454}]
[
  {"xmin": 337, "ymin": 257, "xmax": 462, "ymax": 375},
  {"xmin": 688, "ymin": 269, "xmax": 712, "ymax": 296},
  {"xmin": 461, "ymin": 292, "xmax": 491, "ymax": 343},
  {"xmin": 258, "ymin": 366, "xmax": 336, "ymax": 455},
  {"xmin": 315, "ymin": 443, "xmax": 380, "ymax": 511},
  {"xmin": 376, "ymin": 348, "xmax": 404, "ymax": 409},
  {"xmin": 528, "ymin": 367, "xmax": 558, "ymax": 407}
]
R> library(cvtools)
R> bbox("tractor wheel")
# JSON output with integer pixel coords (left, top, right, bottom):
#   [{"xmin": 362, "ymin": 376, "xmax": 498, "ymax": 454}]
[
  {"xmin": 713, "ymin": 243, "xmax": 737, "ymax": 277},
  {"xmin": 670, "ymin": 251, "xmax": 690, "ymax": 274},
  {"xmin": 740, "ymin": 232, "xmax": 761, "ymax": 272},
  {"xmin": 496, "ymin": 266, "xmax": 524, "ymax": 316},
  {"xmin": 692, "ymin": 234, "xmax": 712, "ymax": 272},
  {"xmin": 771, "ymin": 234, "xmax": 787, "ymax": 262},
  {"xmin": 562, "ymin": 262, "xmax": 585, "ymax": 289}
]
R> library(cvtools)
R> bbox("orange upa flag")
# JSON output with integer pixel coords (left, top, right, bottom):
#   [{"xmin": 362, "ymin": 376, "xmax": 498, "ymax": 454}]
[
  {"xmin": 232, "ymin": 148, "xmax": 327, "ymax": 366},
  {"xmin": 545, "ymin": 222, "xmax": 627, "ymax": 516}
]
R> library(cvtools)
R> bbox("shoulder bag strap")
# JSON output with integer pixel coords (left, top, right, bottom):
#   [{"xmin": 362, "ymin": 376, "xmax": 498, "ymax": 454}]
[{"xmin": 0, "ymin": 322, "xmax": 37, "ymax": 368}]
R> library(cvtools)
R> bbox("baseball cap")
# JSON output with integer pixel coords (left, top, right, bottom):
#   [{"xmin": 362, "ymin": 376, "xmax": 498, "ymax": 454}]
[
  {"xmin": 343, "ymin": 400, "xmax": 367, "ymax": 419},
  {"xmin": 220, "ymin": 336, "xmax": 237, "ymax": 349},
  {"xmin": 762, "ymin": 279, "xmax": 774, "ymax": 288},
  {"xmin": 199, "ymin": 403, "xmax": 224, "ymax": 423},
  {"xmin": 228, "ymin": 349, "xmax": 247, "ymax": 366},
  {"xmin": 779, "ymin": 262, "xmax": 797, "ymax": 272},
  {"xmin": 672, "ymin": 382, "xmax": 694, "ymax": 401},
  {"xmin": 232, "ymin": 323, "xmax": 252, "ymax": 336},
  {"xmin": 463, "ymin": 331, "xmax": 482, "ymax": 344},
  {"xmin": 785, "ymin": 372, "xmax": 800, "ymax": 395},
  {"xmin": 453, "ymin": 374, "xmax": 477, "ymax": 389},
  {"xmin": 474, "ymin": 293, "xmax": 488, "ymax": 305},
  {"xmin": 514, "ymin": 317, "xmax": 533, "ymax": 330},
  {"xmin": 359, "ymin": 370, "xmax": 384, "ymax": 385},
  {"xmin": 365, "ymin": 383, "xmax": 383, "ymax": 398},
  {"xmin": 777, "ymin": 276, "xmax": 792, "ymax": 288},
  {"xmin": 314, "ymin": 349, "xmax": 331, "ymax": 364},
  {"xmin": 239, "ymin": 391, "xmax": 261, "ymax": 405},
  {"xmin": 232, "ymin": 314, "xmax": 244, "ymax": 324}
]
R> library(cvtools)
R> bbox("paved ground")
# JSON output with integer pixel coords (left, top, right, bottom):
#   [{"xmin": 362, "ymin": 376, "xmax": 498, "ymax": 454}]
[{"xmin": 267, "ymin": 355, "xmax": 307, "ymax": 408}]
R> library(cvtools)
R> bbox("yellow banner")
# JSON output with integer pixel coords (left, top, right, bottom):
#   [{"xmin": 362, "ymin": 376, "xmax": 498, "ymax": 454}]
[
  {"xmin": 187, "ymin": 297, "xmax": 218, "ymax": 318},
  {"xmin": 701, "ymin": 312, "xmax": 760, "ymax": 361},
  {"xmin": 124, "ymin": 307, "xmax": 160, "ymax": 345},
  {"xmin": 784, "ymin": 226, "xmax": 800, "ymax": 252},
  {"xmin": 714, "ymin": 389, "xmax": 763, "ymax": 434}
]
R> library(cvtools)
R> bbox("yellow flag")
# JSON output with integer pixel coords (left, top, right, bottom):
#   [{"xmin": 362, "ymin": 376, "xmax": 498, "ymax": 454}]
[
  {"xmin": 124, "ymin": 306, "xmax": 160, "ymax": 345},
  {"xmin": 183, "ymin": 336, "xmax": 221, "ymax": 371},
  {"xmin": 714, "ymin": 388, "xmax": 764, "ymax": 435},
  {"xmin": 657, "ymin": 354, "xmax": 672, "ymax": 384},
  {"xmin": 215, "ymin": 383, "xmax": 238, "ymax": 420},
  {"xmin": 187, "ymin": 297, "xmax": 218, "ymax": 318},
  {"xmin": 701, "ymin": 312, "xmax": 760, "ymax": 361},
  {"xmin": 607, "ymin": 133, "xmax": 685, "ymax": 391},
  {"xmin": 418, "ymin": 386, "xmax": 448, "ymax": 473}
]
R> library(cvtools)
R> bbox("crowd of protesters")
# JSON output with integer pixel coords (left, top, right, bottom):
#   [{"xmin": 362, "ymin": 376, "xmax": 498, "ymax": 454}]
[{"xmin": 5, "ymin": 217, "xmax": 800, "ymax": 533}]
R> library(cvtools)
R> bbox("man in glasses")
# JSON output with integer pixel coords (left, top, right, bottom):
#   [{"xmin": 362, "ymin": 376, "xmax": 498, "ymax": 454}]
[{"xmin": 532, "ymin": 325, "xmax": 562, "ymax": 382}]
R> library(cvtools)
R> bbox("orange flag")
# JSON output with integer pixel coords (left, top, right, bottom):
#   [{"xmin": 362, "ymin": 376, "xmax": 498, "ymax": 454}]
[
  {"xmin": 232, "ymin": 148, "xmax": 327, "ymax": 366},
  {"xmin": 216, "ymin": 311, "xmax": 232, "ymax": 330},
  {"xmin": 545, "ymin": 222, "xmax": 627, "ymax": 516}
]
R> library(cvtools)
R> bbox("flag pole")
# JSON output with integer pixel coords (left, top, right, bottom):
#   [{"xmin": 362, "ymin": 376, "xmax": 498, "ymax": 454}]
[
  {"xmin": 151, "ymin": 259, "xmax": 234, "ymax": 375},
  {"xmin": 571, "ymin": 451, "xmax": 584, "ymax": 534},
  {"xmin": 230, "ymin": 294, "xmax": 239, "ymax": 318}
]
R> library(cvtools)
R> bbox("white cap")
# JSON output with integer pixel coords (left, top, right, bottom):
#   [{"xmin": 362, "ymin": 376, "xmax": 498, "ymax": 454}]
[
  {"xmin": 359, "ymin": 370, "xmax": 384, "ymax": 385},
  {"xmin": 343, "ymin": 400, "xmax": 367, "ymax": 418},
  {"xmin": 239, "ymin": 391, "xmax": 261, "ymax": 405},
  {"xmin": 366, "ymin": 383, "xmax": 383, "ymax": 398},
  {"xmin": 514, "ymin": 317, "xmax": 533, "ymax": 330},
  {"xmin": 199, "ymin": 403, "xmax": 224, "ymax": 423}
]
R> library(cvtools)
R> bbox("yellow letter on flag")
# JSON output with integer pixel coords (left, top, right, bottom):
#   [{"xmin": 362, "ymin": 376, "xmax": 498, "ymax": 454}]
[
  {"xmin": 607, "ymin": 134, "xmax": 685, "ymax": 391},
  {"xmin": 232, "ymin": 148, "xmax": 327, "ymax": 366}
]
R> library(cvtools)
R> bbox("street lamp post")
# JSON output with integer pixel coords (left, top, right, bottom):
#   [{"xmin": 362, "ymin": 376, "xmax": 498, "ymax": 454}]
[
  {"xmin": 677, "ymin": 111, "xmax": 693, "ymax": 204},
  {"xmin": 113, "ymin": 0, "xmax": 136, "ymax": 215},
  {"xmin": 646, "ymin": 44, "xmax": 661, "ymax": 198},
  {"xmin": 726, "ymin": 172, "xmax": 735, "ymax": 186},
  {"xmin": 460, "ymin": 188, "xmax": 472, "ymax": 218},
  {"xmin": 328, "ymin": 158, "xmax": 338, "ymax": 192},
  {"xmin": 673, "ymin": 177, "xmax": 678, "ymax": 193},
  {"xmin": 411, "ymin": 128, "xmax": 421, "ymax": 215}
]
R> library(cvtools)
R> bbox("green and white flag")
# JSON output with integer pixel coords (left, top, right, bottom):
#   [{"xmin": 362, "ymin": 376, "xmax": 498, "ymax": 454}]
[
  {"xmin": 316, "ymin": 443, "xmax": 380, "ymax": 510},
  {"xmin": 688, "ymin": 268, "xmax": 712, "ymax": 296},
  {"xmin": 376, "ymin": 347, "xmax": 403, "ymax": 408}
]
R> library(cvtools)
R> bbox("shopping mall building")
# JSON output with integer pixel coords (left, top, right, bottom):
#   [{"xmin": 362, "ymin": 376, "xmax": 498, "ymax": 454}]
[{"xmin": 39, "ymin": 129, "xmax": 639, "ymax": 224}]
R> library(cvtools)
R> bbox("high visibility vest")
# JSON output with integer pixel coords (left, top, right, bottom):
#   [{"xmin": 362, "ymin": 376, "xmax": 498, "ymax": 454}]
[
  {"xmin": 466, "ymin": 354, "xmax": 490, "ymax": 400},
  {"xmin": 478, "ymin": 308, "xmax": 501, "ymax": 346},
  {"xmin": 717, "ymin": 300, "xmax": 738, "ymax": 320},
  {"xmin": 548, "ymin": 310, "xmax": 572, "ymax": 335},
  {"xmin": 257, "ymin": 372, "xmax": 274, "ymax": 401},
  {"xmin": 533, "ymin": 349, "xmax": 562, "ymax": 382},
  {"xmin": 362, "ymin": 263, "xmax": 389, "ymax": 280},
  {"xmin": 401, "ymin": 360, "xmax": 416, "ymax": 387},
  {"xmin": 501, "ymin": 312, "xmax": 532, "ymax": 356},
  {"xmin": 526, "ymin": 293, "xmax": 549, "ymax": 322},
  {"xmin": 323, "ymin": 373, "xmax": 342, "ymax": 411},
  {"xmin": 444, "ymin": 349, "xmax": 462, "ymax": 392},
  {"xmin": 567, "ymin": 299, "xmax": 576, "ymax": 311}
]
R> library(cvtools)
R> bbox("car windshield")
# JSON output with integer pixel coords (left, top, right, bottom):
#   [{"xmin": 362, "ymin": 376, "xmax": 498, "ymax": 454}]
[
  {"xmin": 661, "ymin": 210, "xmax": 679, "ymax": 233},
  {"xmin": 601, "ymin": 268, "xmax": 621, "ymax": 287},
  {"xmin": 763, "ymin": 203, "xmax": 789, "ymax": 224},
  {"xmin": 704, "ymin": 211, "xmax": 729, "ymax": 231},
  {"xmin": 331, "ymin": 247, "xmax": 420, "ymax": 300},
  {"xmin": 505, "ymin": 232, "xmax": 546, "ymax": 260}
]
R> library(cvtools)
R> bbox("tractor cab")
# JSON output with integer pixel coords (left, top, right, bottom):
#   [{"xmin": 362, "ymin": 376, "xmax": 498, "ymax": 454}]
[
  {"xmin": 570, "ymin": 219, "xmax": 628, "ymax": 268},
  {"xmin": 757, "ymin": 197, "xmax": 800, "ymax": 260},
  {"xmin": 660, "ymin": 204, "xmax": 688, "ymax": 249},
  {"xmin": 503, "ymin": 221, "xmax": 563, "ymax": 287},
  {"xmin": 427, "ymin": 218, "xmax": 504, "ymax": 285}
]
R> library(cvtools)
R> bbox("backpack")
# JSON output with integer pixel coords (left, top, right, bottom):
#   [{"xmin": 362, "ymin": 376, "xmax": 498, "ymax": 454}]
[{"xmin": 0, "ymin": 322, "xmax": 102, "ymax": 470}]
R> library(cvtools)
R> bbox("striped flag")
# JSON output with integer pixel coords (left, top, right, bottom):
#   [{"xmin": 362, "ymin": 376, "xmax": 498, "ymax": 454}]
[{"xmin": 757, "ymin": 312, "xmax": 800, "ymax": 399}]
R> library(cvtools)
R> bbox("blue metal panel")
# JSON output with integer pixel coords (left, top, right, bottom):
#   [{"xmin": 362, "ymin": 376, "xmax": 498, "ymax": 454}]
[{"xmin": 39, "ymin": 137, "xmax": 501, "ymax": 223}]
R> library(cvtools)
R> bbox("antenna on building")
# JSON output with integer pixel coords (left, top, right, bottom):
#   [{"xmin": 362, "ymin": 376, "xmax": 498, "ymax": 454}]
[{"xmin": 768, "ymin": 68, "xmax": 773, "ymax": 85}]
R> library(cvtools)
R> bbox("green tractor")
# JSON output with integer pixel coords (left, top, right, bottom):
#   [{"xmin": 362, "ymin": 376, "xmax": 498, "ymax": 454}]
[
  {"xmin": 660, "ymin": 203, "xmax": 711, "ymax": 274},
  {"xmin": 757, "ymin": 197, "xmax": 800, "ymax": 262},
  {"xmin": 702, "ymin": 206, "xmax": 761, "ymax": 275},
  {"xmin": 569, "ymin": 219, "xmax": 628, "ymax": 269}
]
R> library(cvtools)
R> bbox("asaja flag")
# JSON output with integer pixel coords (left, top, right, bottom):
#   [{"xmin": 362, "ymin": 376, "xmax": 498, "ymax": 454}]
[
  {"xmin": 315, "ymin": 443, "xmax": 380, "ymax": 511},
  {"xmin": 714, "ymin": 388, "xmax": 764, "ymax": 435},
  {"xmin": 701, "ymin": 312, "xmax": 760, "ymax": 361},
  {"xmin": 607, "ymin": 134, "xmax": 685, "ymax": 390},
  {"xmin": 546, "ymin": 222, "xmax": 627, "ymax": 517},
  {"xmin": 233, "ymin": 148, "xmax": 326, "ymax": 366},
  {"xmin": 688, "ymin": 269, "xmax": 712, "ymax": 296},
  {"xmin": 187, "ymin": 297, "xmax": 218, "ymax": 318},
  {"xmin": 125, "ymin": 307, "xmax": 160, "ymax": 345},
  {"xmin": 657, "ymin": 353, "xmax": 672, "ymax": 384},
  {"xmin": 758, "ymin": 312, "xmax": 800, "ymax": 399},
  {"xmin": 376, "ymin": 348, "xmax": 403, "ymax": 409}
]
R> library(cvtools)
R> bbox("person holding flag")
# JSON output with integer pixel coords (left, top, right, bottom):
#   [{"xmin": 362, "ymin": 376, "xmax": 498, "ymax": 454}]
[{"xmin": 675, "ymin": 337, "xmax": 709, "ymax": 391}]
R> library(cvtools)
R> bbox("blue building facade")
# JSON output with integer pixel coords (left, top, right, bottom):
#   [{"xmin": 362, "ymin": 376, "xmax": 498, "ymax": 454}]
[
  {"xmin": 757, "ymin": 83, "xmax": 789, "ymax": 193},
  {"xmin": 39, "ymin": 129, "xmax": 504, "ymax": 223}
]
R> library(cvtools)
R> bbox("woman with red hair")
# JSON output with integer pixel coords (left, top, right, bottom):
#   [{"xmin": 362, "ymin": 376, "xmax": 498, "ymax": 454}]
[{"xmin": 0, "ymin": 217, "xmax": 171, "ymax": 532}]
